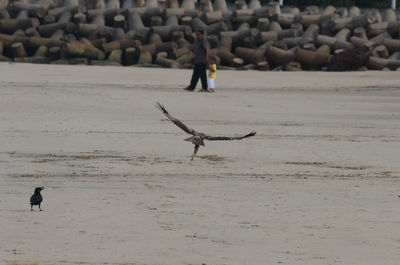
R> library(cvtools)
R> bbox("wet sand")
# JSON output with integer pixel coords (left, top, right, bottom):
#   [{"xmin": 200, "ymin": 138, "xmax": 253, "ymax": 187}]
[{"xmin": 0, "ymin": 63, "xmax": 399, "ymax": 265}]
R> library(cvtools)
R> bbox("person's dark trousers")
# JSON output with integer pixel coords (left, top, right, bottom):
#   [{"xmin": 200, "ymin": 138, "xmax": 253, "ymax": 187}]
[{"xmin": 189, "ymin": 63, "xmax": 208, "ymax": 90}]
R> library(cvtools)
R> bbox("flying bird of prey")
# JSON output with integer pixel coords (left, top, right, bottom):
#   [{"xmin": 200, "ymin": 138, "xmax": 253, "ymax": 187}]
[
  {"xmin": 30, "ymin": 187, "xmax": 44, "ymax": 211},
  {"xmin": 156, "ymin": 102, "xmax": 256, "ymax": 160}
]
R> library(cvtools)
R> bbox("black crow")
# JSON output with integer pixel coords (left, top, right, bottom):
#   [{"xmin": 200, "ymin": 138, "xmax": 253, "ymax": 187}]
[{"xmin": 30, "ymin": 187, "xmax": 44, "ymax": 211}]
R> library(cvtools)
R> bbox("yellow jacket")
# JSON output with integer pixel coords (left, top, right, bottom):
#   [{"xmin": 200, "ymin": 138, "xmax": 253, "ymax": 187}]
[{"xmin": 209, "ymin": 64, "xmax": 216, "ymax": 79}]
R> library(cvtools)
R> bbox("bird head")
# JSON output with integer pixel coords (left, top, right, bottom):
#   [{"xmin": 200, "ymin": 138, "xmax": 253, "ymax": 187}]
[{"xmin": 34, "ymin": 187, "xmax": 44, "ymax": 193}]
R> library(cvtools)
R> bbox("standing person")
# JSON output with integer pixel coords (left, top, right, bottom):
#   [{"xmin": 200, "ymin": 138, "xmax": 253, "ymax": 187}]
[
  {"xmin": 185, "ymin": 28, "xmax": 210, "ymax": 92},
  {"xmin": 208, "ymin": 56, "xmax": 216, "ymax": 93}
]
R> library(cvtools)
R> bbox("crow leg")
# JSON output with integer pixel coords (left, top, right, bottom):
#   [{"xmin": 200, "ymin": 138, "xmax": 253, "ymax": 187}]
[
  {"xmin": 191, "ymin": 145, "xmax": 199, "ymax": 160},
  {"xmin": 31, "ymin": 204, "xmax": 33, "ymax": 211}
]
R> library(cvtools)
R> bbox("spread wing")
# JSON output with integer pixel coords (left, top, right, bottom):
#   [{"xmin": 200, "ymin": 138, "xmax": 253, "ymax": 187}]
[
  {"xmin": 156, "ymin": 102, "xmax": 196, "ymax": 135},
  {"xmin": 204, "ymin": 131, "xmax": 256, "ymax": 141}
]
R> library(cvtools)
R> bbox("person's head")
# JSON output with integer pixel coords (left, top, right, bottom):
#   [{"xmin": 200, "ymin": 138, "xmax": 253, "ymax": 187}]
[
  {"xmin": 195, "ymin": 28, "xmax": 204, "ymax": 39},
  {"xmin": 209, "ymin": 56, "xmax": 216, "ymax": 64}
]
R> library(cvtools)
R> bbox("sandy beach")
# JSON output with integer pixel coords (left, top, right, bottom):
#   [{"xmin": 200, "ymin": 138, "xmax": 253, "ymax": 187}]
[{"xmin": 0, "ymin": 63, "xmax": 399, "ymax": 265}]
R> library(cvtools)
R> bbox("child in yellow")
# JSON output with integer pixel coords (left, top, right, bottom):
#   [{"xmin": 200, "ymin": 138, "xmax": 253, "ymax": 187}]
[{"xmin": 208, "ymin": 57, "xmax": 216, "ymax": 93}]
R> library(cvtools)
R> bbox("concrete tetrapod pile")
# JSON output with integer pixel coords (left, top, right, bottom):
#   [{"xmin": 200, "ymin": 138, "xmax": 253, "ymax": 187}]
[{"xmin": 0, "ymin": 0, "xmax": 399, "ymax": 71}]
